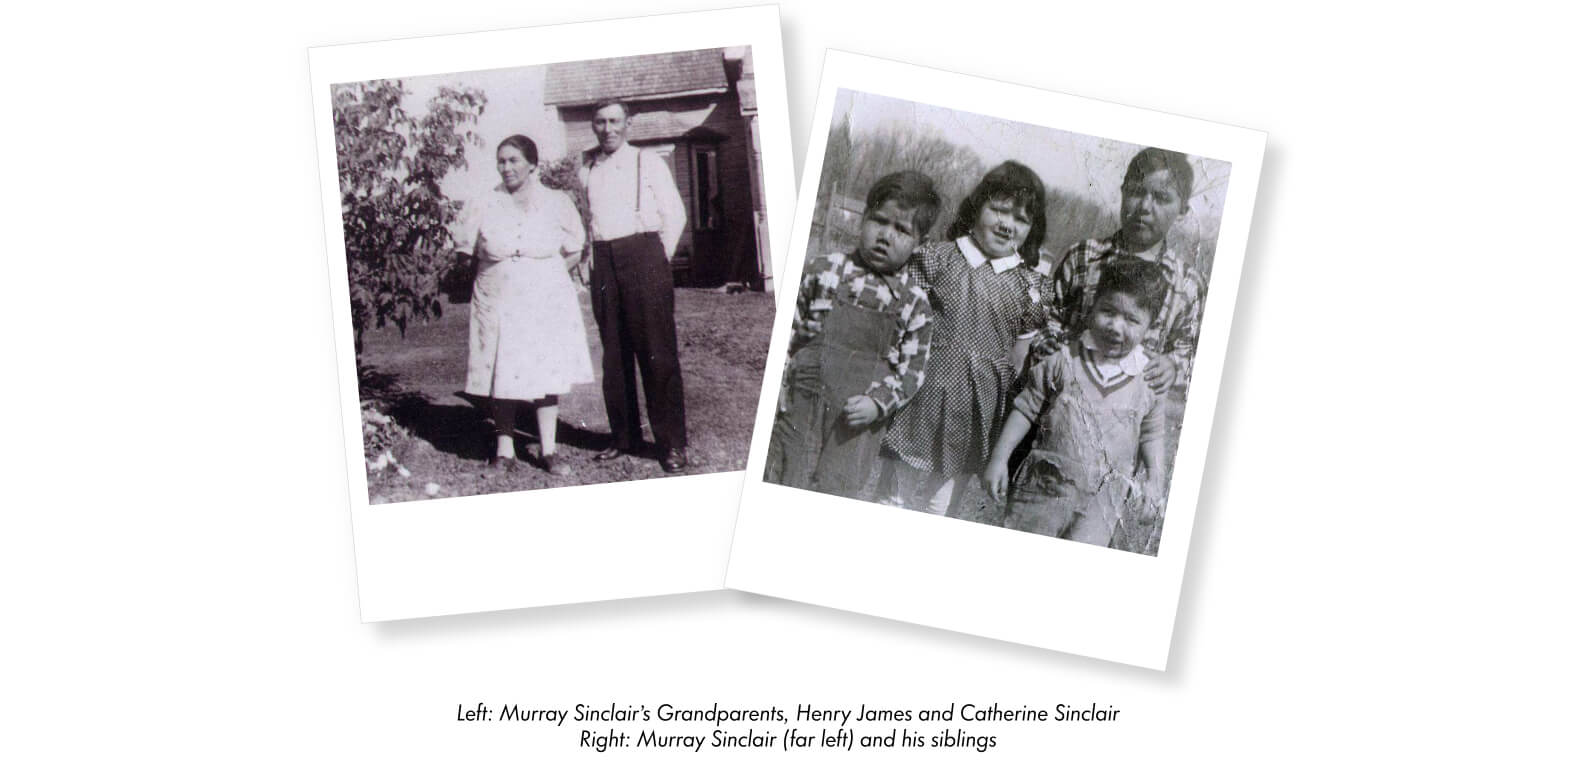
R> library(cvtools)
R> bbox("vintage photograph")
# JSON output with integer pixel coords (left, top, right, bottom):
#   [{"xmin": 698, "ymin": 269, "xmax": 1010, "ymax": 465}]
[
  {"xmin": 313, "ymin": 7, "xmax": 794, "ymax": 621},
  {"xmin": 762, "ymin": 89, "xmax": 1233, "ymax": 557},
  {"xmin": 727, "ymin": 51, "xmax": 1263, "ymax": 666},
  {"xmin": 333, "ymin": 46, "xmax": 776, "ymax": 504}
]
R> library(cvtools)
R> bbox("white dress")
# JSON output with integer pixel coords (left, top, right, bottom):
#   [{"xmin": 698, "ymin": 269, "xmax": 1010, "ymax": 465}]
[{"xmin": 458, "ymin": 180, "xmax": 594, "ymax": 401}]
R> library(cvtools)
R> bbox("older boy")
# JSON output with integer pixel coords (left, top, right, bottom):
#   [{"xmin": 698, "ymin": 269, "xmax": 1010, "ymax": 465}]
[
  {"xmin": 764, "ymin": 171, "xmax": 942, "ymax": 498},
  {"xmin": 1035, "ymin": 147, "xmax": 1206, "ymax": 393}
]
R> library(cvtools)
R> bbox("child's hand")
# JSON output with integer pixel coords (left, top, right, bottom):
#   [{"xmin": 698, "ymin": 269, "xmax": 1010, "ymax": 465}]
[
  {"xmin": 842, "ymin": 395, "xmax": 880, "ymax": 427},
  {"xmin": 983, "ymin": 459, "xmax": 1010, "ymax": 502}
]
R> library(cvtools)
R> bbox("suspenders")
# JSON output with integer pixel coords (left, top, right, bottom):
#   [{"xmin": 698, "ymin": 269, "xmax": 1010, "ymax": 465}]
[{"xmin": 588, "ymin": 147, "xmax": 645, "ymax": 232}]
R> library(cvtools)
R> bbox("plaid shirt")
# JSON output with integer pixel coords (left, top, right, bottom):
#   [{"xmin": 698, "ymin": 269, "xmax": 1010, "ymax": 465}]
[
  {"xmin": 790, "ymin": 252, "xmax": 934, "ymax": 418},
  {"xmin": 1032, "ymin": 233, "xmax": 1207, "ymax": 386}
]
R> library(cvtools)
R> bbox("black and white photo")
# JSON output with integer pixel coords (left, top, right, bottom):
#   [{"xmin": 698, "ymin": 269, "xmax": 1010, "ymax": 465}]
[
  {"xmin": 764, "ymin": 89, "xmax": 1234, "ymax": 558},
  {"xmin": 311, "ymin": 8, "xmax": 795, "ymax": 621},
  {"xmin": 338, "ymin": 46, "xmax": 774, "ymax": 502},
  {"xmin": 728, "ymin": 51, "xmax": 1264, "ymax": 668}
]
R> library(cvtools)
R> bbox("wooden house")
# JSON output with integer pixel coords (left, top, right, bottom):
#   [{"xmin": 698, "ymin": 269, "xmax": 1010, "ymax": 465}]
[{"xmin": 544, "ymin": 47, "xmax": 770, "ymax": 290}]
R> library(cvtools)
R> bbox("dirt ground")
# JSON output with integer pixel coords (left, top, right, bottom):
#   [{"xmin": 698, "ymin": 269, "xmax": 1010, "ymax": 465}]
[{"xmin": 357, "ymin": 288, "xmax": 775, "ymax": 504}]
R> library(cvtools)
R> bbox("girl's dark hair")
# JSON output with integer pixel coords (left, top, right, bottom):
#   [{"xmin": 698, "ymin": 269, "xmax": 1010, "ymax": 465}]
[
  {"xmin": 864, "ymin": 170, "xmax": 943, "ymax": 239},
  {"xmin": 1092, "ymin": 255, "xmax": 1169, "ymax": 321},
  {"xmin": 944, "ymin": 160, "xmax": 1048, "ymax": 264},
  {"xmin": 496, "ymin": 134, "xmax": 539, "ymax": 166}
]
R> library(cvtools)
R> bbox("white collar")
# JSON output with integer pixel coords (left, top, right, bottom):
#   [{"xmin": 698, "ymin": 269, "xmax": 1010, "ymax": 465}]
[
  {"xmin": 1080, "ymin": 331, "xmax": 1150, "ymax": 377},
  {"xmin": 957, "ymin": 235, "xmax": 1022, "ymax": 273},
  {"xmin": 590, "ymin": 143, "xmax": 634, "ymax": 168}
]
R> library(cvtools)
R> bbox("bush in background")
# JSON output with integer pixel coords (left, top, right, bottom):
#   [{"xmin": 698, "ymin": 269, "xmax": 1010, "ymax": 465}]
[{"xmin": 332, "ymin": 79, "xmax": 487, "ymax": 352}]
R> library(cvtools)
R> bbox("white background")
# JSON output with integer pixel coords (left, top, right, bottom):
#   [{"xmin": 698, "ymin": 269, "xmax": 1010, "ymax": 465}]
[{"xmin": 5, "ymin": 1, "xmax": 1572, "ymax": 756}]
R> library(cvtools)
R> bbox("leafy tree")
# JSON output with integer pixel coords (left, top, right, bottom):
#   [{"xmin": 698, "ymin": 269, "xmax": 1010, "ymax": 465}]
[{"xmin": 332, "ymin": 79, "xmax": 486, "ymax": 352}]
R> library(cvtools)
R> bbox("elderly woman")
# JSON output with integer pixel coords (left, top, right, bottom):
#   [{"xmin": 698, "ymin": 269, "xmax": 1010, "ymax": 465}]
[{"xmin": 456, "ymin": 135, "xmax": 593, "ymax": 474}]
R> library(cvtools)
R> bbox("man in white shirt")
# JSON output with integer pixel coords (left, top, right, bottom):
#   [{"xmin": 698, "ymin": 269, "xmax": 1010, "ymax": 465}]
[{"xmin": 580, "ymin": 100, "xmax": 690, "ymax": 472}]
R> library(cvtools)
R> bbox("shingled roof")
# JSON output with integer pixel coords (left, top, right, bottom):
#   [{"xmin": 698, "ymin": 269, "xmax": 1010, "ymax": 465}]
[
  {"xmin": 621, "ymin": 112, "xmax": 728, "ymax": 144},
  {"xmin": 543, "ymin": 49, "xmax": 729, "ymax": 107}
]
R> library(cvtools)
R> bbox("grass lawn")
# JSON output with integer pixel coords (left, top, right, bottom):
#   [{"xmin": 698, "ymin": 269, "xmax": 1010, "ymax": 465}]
[{"xmin": 357, "ymin": 288, "xmax": 775, "ymax": 504}]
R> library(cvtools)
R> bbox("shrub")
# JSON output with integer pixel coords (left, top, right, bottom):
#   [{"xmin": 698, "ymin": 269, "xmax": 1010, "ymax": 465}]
[{"xmin": 332, "ymin": 79, "xmax": 486, "ymax": 352}]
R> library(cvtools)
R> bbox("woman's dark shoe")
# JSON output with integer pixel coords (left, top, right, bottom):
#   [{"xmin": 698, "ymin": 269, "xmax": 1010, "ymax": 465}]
[
  {"xmin": 659, "ymin": 448, "xmax": 688, "ymax": 473},
  {"xmin": 488, "ymin": 455, "xmax": 517, "ymax": 472},
  {"xmin": 592, "ymin": 447, "xmax": 626, "ymax": 463}
]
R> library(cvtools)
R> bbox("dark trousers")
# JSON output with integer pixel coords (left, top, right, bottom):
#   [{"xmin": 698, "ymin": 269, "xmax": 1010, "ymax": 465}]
[{"xmin": 591, "ymin": 232, "xmax": 687, "ymax": 451}]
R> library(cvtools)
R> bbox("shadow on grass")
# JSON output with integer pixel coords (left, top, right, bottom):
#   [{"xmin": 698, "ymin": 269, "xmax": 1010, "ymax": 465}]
[
  {"xmin": 360, "ymin": 364, "xmax": 615, "ymax": 463},
  {"xmin": 450, "ymin": 391, "xmax": 617, "ymax": 458}
]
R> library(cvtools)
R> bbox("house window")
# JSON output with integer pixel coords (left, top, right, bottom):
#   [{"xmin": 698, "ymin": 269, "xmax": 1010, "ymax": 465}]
[{"xmin": 691, "ymin": 145, "xmax": 722, "ymax": 230}]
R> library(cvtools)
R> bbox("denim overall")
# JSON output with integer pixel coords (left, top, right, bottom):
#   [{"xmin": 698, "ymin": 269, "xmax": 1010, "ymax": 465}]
[{"xmin": 767, "ymin": 294, "xmax": 900, "ymax": 499}]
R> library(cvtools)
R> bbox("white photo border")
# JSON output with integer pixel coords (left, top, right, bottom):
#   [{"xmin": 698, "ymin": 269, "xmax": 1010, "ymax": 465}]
[
  {"xmin": 725, "ymin": 50, "xmax": 1265, "ymax": 669},
  {"xmin": 309, "ymin": 6, "xmax": 797, "ymax": 622}
]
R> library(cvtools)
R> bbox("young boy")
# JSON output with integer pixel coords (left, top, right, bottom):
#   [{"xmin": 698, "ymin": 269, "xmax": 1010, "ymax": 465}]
[
  {"xmin": 764, "ymin": 170, "xmax": 942, "ymax": 498},
  {"xmin": 984, "ymin": 256, "xmax": 1170, "ymax": 550},
  {"xmin": 1034, "ymin": 147, "xmax": 1206, "ymax": 395}
]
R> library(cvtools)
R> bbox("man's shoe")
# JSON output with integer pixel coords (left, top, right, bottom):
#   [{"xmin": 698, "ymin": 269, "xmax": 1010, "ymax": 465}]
[
  {"xmin": 659, "ymin": 448, "xmax": 688, "ymax": 473},
  {"xmin": 592, "ymin": 447, "xmax": 626, "ymax": 463}
]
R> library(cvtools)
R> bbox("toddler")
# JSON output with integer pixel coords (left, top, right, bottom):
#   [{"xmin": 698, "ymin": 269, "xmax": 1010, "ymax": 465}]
[{"xmin": 984, "ymin": 256, "xmax": 1169, "ymax": 549}]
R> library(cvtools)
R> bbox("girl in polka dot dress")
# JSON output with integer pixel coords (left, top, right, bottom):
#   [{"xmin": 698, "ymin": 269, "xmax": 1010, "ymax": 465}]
[{"xmin": 880, "ymin": 161, "xmax": 1053, "ymax": 515}]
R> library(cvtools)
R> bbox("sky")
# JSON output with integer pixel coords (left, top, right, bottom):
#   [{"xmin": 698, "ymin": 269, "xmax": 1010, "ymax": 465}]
[{"xmin": 400, "ymin": 64, "xmax": 564, "ymax": 206}]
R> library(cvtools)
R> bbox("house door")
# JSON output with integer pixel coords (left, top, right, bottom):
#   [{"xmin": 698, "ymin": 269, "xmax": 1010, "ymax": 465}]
[{"xmin": 689, "ymin": 144, "xmax": 728, "ymax": 285}]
